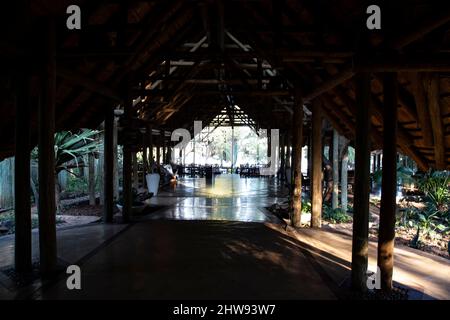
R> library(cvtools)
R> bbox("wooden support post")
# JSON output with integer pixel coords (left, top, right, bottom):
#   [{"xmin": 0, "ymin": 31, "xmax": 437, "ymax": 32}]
[
  {"xmin": 163, "ymin": 134, "xmax": 167, "ymax": 164},
  {"xmin": 132, "ymin": 152, "xmax": 138, "ymax": 189},
  {"xmin": 371, "ymin": 153, "xmax": 376, "ymax": 173},
  {"xmin": 351, "ymin": 73, "xmax": 372, "ymax": 291},
  {"xmin": 103, "ymin": 106, "xmax": 114, "ymax": 223},
  {"xmin": 280, "ymin": 132, "xmax": 285, "ymax": 181},
  {"xmin": 285, "ymin": 133, "xmax": 291, "ymax": 172},
  {"xmin": 167, "ymin": 146, "xmax": 172, "ymax": 164},
  {"xmin": 88, "ymin": 153, "xmax": 95, "ymax": 206},
  {"xmin": 147, "ymin": 124, "xmax": 154, "ymax": 167},
  {"xmin": 156, "ymin": 135, "xmax": 161, "ymax": 165},
  {"xmin": 143, "ymin": 131, "xmax": 148, "ymax": 187},
  {"xmin": 113, "ymin": 117, "xmax": 119, "ymax": 200},
  {"xmin": 122, "ymin": 88, "xmax": 133, "ymax": 223},
  {"xmin": 377, "ymin": 73, "xmax": 398, "ymax": 292},
  {"xmin": 14, "ymin": 73, "xmax": 32, "ymax": 273},
  {"xmin": 97, "ymin": 125, "xmax": 105, "ymax": 206},
  {"xmin": 340, "ymin": 137, "xmax": 349, "ymax": 213},
  {"xmin": 291, "ymin": 91, "xmax": 303, "ymax": 227},
  {"xmin": 332, "ymin": 129, "xmax": 339, "ymax": 209},
  {"xmin": 38, "ymin": 19, "xmax": 57, "ymax": 275},
  {"xmin": 307, "ymin": 136, "xmax": 312, "ymax": 182},
  {"xmin": 311, "ymin": 99, "xmax": 323, "ymax": 228}
]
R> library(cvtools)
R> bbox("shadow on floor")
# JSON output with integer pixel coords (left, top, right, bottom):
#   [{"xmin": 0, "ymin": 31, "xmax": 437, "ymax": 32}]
[{"xmin": 34, "ymin": 220, "xmax": 352, "ymax": 300}]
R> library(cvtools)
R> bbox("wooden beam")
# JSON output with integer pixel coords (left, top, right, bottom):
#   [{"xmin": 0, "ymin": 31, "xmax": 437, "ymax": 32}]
[
  {"xmin": 357, "ymin": 55, "xmax": 450, "ymax": 72},
  {"xmin": 424, "ymin": 73, "xmax": 446, "ymax": 169},
  {"xmin": 138, "ymin": 88, "xmax": 291, "ymax": 97},
  {"xmin": 38, "ymin": 20, "xmax": 57, "ymax": 276},
  {"xmin": 304, "ymin": 67, "xmax": 355, "ymax": 102},
  {"xmin": 291, "ymin": 90, "xmax": 303, "ymax": 227},
  {"xmin": 303, "ymin": 7, "xmax": 450, "ymax": 101},
  {"xmin": 412, "ymin": 73, "xmax": 433, "ymax": 147},
  {"xmin": 346, "ymin": 81, "xmax": 429, "ymax": 170},
  {"xmin": 377, "ymin": 72, "xmax": 398, "ymax": 292},
  {"xmin": 57, "ymin": 67, "xmax": 121, "ymax": 102},
  {"xmin": 310, "ymin": 99, "xmax": 322, "ymax": 228},
  {"xmin": 392, "ymin": 6, "xmax": 450, "ymax": 50},
  {"xmin": 351, "ymin": 73, "xmax": 372, "ymax": 291},
  {"xmin": 321, "ymin": 95, "xmax": 356, "ymax": 135}
]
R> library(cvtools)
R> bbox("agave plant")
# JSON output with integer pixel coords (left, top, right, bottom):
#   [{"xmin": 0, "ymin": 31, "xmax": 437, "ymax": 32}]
[
  {"xmin": 417, "ymin": 170, "xmax": 450, "ymax": 214},
  {"xmin": 53, "ymin": 130, "xmax": 102, "ymax": 174},
  {"xmin": 31, "ymin": 129, "xmax": 102, "ymax": 213}
]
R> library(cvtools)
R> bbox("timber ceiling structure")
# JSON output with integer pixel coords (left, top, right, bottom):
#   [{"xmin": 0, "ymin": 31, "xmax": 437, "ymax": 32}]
[{"xmin": 1, "ymin": 0, "xmax": 450, "ymax": 170}]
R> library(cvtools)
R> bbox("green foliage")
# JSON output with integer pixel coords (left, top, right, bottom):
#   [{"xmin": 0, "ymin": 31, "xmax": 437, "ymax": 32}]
[
  {"xmin": 323, "ymin": 206, "xmax": 352, "ymax": 223},
  {"xmin": 372, "ymin": 164, "xmax": 415, "ymax": 186},
  {"xmin": 398, "ymin": 203, "xmax": 449, "ymax": 246},
  {"xmin": 32, "ymin": 129, "xmax": 101, "ymax": 174},
  {"xmin": 65, "ymin": 175, "xmax": 89, "ymax": 194},
  {"xmin": 301, "ymin": 200, "xmax": 311, "ymax": 214},
  {"xmin": 417, "ymin": 170, "xmax": 450, "ymax": 214}
]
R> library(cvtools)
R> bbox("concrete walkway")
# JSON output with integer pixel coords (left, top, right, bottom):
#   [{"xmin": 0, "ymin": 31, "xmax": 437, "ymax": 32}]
[{"xmin": 290, "ymin": 226, "xmax": 450, "ymax": 300}]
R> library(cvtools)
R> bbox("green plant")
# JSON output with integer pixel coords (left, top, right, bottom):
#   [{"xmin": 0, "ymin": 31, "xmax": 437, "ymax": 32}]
[
  {"xmin": 31, "ymin": 129, "xmax": 102, "ymax": 213},
  {"xmin": 415, "ymin": 209, "xmax": 449, "ymax": 239},
  {"xmin": 65, "ymin": 175, "xmax": 89, "ymax": 194},
  {"xmin": 399, "ymin": 203, "xmax": 449, "ymax": 245},
  {"xmin": 323, "ymin": 206, "xmax": 352, "ymax": 223},
  {"xmin": 372, "ymin": 164, "xmax": 415, "ymax": 186},
  {"xmin": 302, "ymin": 200, "xmax": 311, "ymax": 214},
  {"xmin": 417, "ymin": 171, "xmax": 450, "ymax": 214}
]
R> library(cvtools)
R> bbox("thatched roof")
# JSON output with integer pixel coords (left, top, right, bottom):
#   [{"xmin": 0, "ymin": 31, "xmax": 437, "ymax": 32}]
[{"xmin": 1, "ymin": 0, "xmax": 450, "ymax": 169}]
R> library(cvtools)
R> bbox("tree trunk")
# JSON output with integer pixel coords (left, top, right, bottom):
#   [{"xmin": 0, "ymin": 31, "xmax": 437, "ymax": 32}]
[
  {"xmin": 113, "ymin": 118, "xmax": 119, "ymax": 200},
  {"xmin": 30, "ymin": 176, "xmax": 39, "ymax": 207},
  {"xmin": 97, "ymin": 127, "xmax": 105, "ymax": 205},
  {"xmin": 0, "ymin": 158, "xmax": 14, "ymax": 210},
  {"xmin": 55, "ymin": 175, "xmax": 62, "ymax": 214},
  {"xmin": 351, "ymin": 72, "xmax": 372, "ymax": 291},
  {"xmin": 88, "ymin": 153, "xmax": 96, "ymax": 206},
  {"xmin": 311, "ymin": 100, "xmax": 323, "ymax": 228},
  {"xmin": 332, "ymin": 129, "xmax": 339, "ymax": 209},
  {"xmin": 340, "ymin": 137, "xmax": 349, "ymax": 213},
  {"xmin": 377, "ymin": 72, "xmax": 398, "ymax": 292},
  {"xmin": 291, "ymin": 92, "xmax": 303, "ymax": 227}
]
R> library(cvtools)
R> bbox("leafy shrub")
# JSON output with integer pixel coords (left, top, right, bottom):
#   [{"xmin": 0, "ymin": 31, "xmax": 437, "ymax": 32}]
[
  {"xmin": 65, "ymin": 175, "xmax": 88, "ymax": 194},
  {"xmin": 302, "ymin": 200, "xmax": 311, "ymax": 214},
  {"xmin": 417, "ymin": 171, "xmax": 449, "ymax": 215},
  {"xmin": 323, "ymin": 206, "xmax": 352, "ymax": 223}
]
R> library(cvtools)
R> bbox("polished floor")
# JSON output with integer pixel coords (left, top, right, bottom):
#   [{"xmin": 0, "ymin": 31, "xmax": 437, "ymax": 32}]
[
  {"xmin": 34, "ymin": 176, "xmax": 336, "ymax": 299},
  {"xmin": 1, "ymin": 175, "xmax": 449, "ymax": 299},
  {"xmin": 37, "ymin": 220, "xmax": 337, "ymax": 299},
  {"xmin": 145, "ymin": 174, "xmax": 287, "ymax": 223}
]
